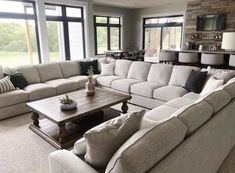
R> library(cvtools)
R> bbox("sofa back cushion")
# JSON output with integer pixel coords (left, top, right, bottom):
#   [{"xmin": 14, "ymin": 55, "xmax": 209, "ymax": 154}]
[
  {"xmin": 114, "ymin": 60, "xmax": 132, "ymax": 78},
  {"xmin": 127, "ymin": 62, "xmax": 151, "ymax": 81},
  {"xmin": 36, "ymin": 63, "xmax": 63, "ymax": 82},
  {"xmin": 169, "ymin": 65, "xmax": 200, "ymax": 87},
  {"xmin": 59, "ymin": 61, "xmax": 80, "ymax": 78},
  {"xmin": 147, "ymin": 64, "xmax": 173, "ymax": 85},
  {"xmin": 98, "ymin": 57, "xmax": 116, "ymax": 72},
  {"xmin": 173, "ymin": 100, "xmax": 213, "ymax": 136},
  {"xmin": 218, "ymin": 77, "xmax": 235, "ymax": 98},
  {"xmin": 105, "ymin": 117, "xmax": 187, "ymax": 173},
  {"xmin": 0, "ymin": 65, "xmax": 3, "ymax": 79},
  {"xmin": 196, "ymin": 89, "xmax": 231, "ymax": 114},
  {"xmin": 12, "ymin": 65, "xmax": 41, "ymax": 84}
]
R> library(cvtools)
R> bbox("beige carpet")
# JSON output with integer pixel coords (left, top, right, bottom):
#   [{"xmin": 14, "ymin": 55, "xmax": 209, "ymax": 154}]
[{"xmin": 0, "ymin": 103, "xmax": 147, "ymax": 173}]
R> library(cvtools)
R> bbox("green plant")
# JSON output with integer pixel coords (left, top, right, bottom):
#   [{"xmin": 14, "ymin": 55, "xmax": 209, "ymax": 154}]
[
  {"xmin": 59, "ymin": 95, "xmax": 75, "ymax": 105},
  {"xmin": 87, "ymin": 66, "xmax": 94, "ymax": 78}
]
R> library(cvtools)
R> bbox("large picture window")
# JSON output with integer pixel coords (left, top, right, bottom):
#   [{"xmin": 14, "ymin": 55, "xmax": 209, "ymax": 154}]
[
  {"xmin": 0, "ymin": 0, "xmax": 40, "ymax": 67},
  {"xmin": 143, "ymin": 15, "xmax": 183, "ymax": 60},
  {"xmin": 45, "ymin": 3, "xmax": 85, "ymax": 62},
  {"xmin": 94, "ymin": 16, "xmax": 121, "ymax": 55}
]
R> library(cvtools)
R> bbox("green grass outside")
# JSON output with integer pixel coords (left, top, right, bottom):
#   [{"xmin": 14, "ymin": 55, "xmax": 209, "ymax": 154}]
[{"xmin": 0, "ymin": 51, "xmax": 60, "ymax": 67}]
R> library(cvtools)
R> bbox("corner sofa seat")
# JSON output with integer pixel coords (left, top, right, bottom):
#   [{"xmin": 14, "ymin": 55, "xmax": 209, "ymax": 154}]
[
  {"xmin": 131, "ymin": 82, "xmax": 164, "ymax": 98},
  {"xmin": 0, "ymin": 89, "xmax": 28, "ymax": 108},
  {"xmin": 67, "ymin": 75, "xmax": 89, "ymax": 89},
  {"xmin": 153, "ymin": 86, "xmax": 189, "ymax": 102},
  {"xmin": 96, "ymin": 75, "xmax": 122, "ymax": 88},
  {"xmin": 165, "ymin": 97, "xmax": 196, "ymax": 109},
  {"xmin": 45, "ymin": 79, "xmax": 78, "ymax": 94},
  {"xmin": 24, "ymin": 83, "xmax": 57, "ymax": 101},
  {"xmin": 111, "ymin": 79, "xmax": 141, "ymax": 93}
]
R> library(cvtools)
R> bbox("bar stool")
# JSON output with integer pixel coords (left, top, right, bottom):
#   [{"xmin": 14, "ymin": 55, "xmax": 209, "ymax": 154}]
[
  {"xmin": 201, "ymin": 53, "xmax": 224, "ymax": 65},
  {"xmin": 229, "ymin": 54, "xmax": 235, "ymax": 67},
  {"xmin": 158, "ymin": 51, "xmax": 177, "ymax": 63},
  {"xmin": 178, "ymin": 52, "xmax": 199, "ymax": 63}
]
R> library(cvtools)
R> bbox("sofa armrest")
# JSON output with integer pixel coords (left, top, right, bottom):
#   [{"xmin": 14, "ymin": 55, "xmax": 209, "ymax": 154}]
[{"xmin": 49, "ymin": 150, "xmax": 98, "ymax": 173}]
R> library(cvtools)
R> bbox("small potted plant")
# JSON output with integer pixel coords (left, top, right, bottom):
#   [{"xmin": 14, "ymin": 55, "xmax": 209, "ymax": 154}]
[
  {"xmin": 85, "ymin": 66, "xmax": 95, "ymax": 96},
  {"xmin": 59, "ymin": 95, "xmax": 77, "ymax": 110}
]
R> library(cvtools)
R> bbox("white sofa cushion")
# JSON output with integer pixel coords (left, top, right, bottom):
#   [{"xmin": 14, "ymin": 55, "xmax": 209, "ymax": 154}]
[
  {"xmin": 173, "ymin": 100, "xmax": 213, "ymax": 136},
  {"xmin": 169, "ymin": 65, "xmax": 200, "ymax": 87},
  {"xmin": 84, "ymin": 110, "xmax": 145, "ymax": 168},
  {"xmin": 72, "ymin": 137, "xmax": 87, "ymax": 155},
  {"xmin": 24, "ymin": 83, "xmax": 56, "ymax": 101},
  {"xmin": 37, "ymin": 63, "xmax": 63, "ymax": 82},
  {"xmin": 67, "ymin": 75, "xmax": 88, "ymax": 89},
  {"xmin": 144, "ymin": 105, "xmax": 177, "ymax": 122},
  {"xmin": 45, "ymin": 79, "xmax": 78, "ymax": 94},
  {"xmin": 105, "ymin": 117, "xmax": 187, "ymax": 173},
  {"xmin": 196, "ymin": 89, "xmax": 231, "ymax": 114},
  {"xmin": 59, "ymin": 61, "xmax": 80, "ymax": 78},
  {"xmin": 153, "ymin": 86, "xmax": 188, "ymax": 102},
  {"xmin": 127, "ymin": 62, "xmax": 151, "ymax": 81},
  {"xmin": 131, "ymin": 82, "xmax": 164, "ymax": 98},
  {"xmin": 0, "ymin": 89, "xmax": 28, "ymax": 108},
  {"xmin": 114, "ymin": 60, "xmax": 132, "ymax": 78},
  {"xmin": 219, "ymin": 77, "xmax": 235, "ymax": 98},
  {"xmin": 200, "ymin": 76, "xmax": 224, "ymax": 95},
  {"xmin": 165, "ymin": 97, "xmax": 195, "ymax": 109},
  {"xmin": 183, "ymin": 92, "xmax": 201, "ymax": 100},
  {"xmin": 101, "ymin": 63, "xmax": 114, "ymax": 76},
  {"xmin": 13, "ymin": 65, "xmax": 41, "ymax": 84},
  {"xmin": 111, "ymin": 79, "xmax": 140, "ymax": 93},
  {"xmin": 147, "ymin": 64, "xmax": 173, "ymax": 85},
  {"xmin": 97, "ymin": 76, "xmax": 121, "ymax": 88}
]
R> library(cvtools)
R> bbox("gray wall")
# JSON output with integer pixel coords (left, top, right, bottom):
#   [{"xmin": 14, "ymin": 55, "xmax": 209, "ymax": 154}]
[{"xmin": 93, "ymin": 5, "xmax": 133, "ymax": 50}]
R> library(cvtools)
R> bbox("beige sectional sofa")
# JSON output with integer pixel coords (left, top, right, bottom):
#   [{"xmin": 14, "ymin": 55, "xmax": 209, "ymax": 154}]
[{"xmin": 48, "ymin": 78, "xmax": 235, "ymax": 173}]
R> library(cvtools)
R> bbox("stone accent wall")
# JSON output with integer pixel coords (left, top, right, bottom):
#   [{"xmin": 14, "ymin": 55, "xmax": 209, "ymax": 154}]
[{"xmin": 185, "ymin": 0, "xmax": 235, "ymax": 45}]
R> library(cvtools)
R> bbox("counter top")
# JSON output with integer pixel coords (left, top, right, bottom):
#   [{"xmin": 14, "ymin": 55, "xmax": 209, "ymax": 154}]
[{"xmin": 161, "ymin": 49, "xmax": 235, "ymax": 54}]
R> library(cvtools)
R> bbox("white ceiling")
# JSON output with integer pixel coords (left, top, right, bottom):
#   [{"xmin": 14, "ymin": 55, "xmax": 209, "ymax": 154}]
[{"xmin": 93, "ymin": 0, "xmax": 190, "ymax": 9}]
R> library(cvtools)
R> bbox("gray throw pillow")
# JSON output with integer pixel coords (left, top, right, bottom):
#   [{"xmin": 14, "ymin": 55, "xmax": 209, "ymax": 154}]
[{"xmin": 84, "ymin": 110, "xmax": 145, "ymax": 168}]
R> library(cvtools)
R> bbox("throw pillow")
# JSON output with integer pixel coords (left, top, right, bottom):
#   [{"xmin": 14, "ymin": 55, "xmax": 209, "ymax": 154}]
[
  {"xmin": 4, "ymin": 73, "xmax": 28, "ymax": 89},
  {"xmin": 84, "ymin": 110, "xmax": 145, "ymax": 168},
  {"xmin": 72, "ymin": 137, "xmax": 87, "ymax": 155},
  {"xmin": 214, "ymin": 71, "xmax": 235, "ymax": 83},
  {"xmin": 0, "ymin": 76, "xmax": 16, "ymax": 93},
  {"xmin": 101, "ymin": 63, "xmax": 114, "ymax": 76},
  {"xmin": 200, "ymin": 76, "xmax": 224, "ymax": 95},
  {"xmin": 79, "ymin": 60, "xmax": 99, "ymax": 75},
  {"xmin": 184, "ymin": 70, "xmax": 208, "ymax": 93},
  {"xmin": 0, "ymin": 65, "xmax": 3, "ymax": 79}
]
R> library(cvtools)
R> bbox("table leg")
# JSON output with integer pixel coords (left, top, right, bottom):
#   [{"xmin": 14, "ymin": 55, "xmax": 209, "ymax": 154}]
[
  {"xmin": 121, "ymin": 101, "xmax": 128, "ymax": 114},
  {"xmin": 58, "ymin": 124, "xmax": 68, "ymax": 143},
  {"xmin": 32, "ymin": 112, "xmax": 39, "ymax": 127}
]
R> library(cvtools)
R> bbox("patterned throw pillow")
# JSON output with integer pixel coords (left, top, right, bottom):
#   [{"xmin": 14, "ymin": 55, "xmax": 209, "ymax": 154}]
[{"xmin": 0, "ymin": 76, "xmax": 15, "ymax": 93}]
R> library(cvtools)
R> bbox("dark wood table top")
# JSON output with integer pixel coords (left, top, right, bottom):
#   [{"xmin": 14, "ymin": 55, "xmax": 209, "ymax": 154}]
[{"xmin": 27, "ymin": 88, "xmax": 131, "ymax": 125}]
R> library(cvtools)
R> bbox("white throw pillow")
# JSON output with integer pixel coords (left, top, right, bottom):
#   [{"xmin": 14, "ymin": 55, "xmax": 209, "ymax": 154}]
[
  {"xmin": 101, "ymin": 63, "xmax": 114, "ymax": 76},
  {"xmin": 0, "ymin": 65, "xmax": 3, "ymax": 79},
  {"xmin": 72, "ymin": 137, "xmax": 87, "ymax": 155},
  {"xmin": 0, "ymin": 76, "xmax": 15, "ymax": 93},
  {"xmin": 200, "ymin": 76, "xmax": 224, "ymax": 95},
  {"xmin": 84, "ymin": 110, "xmax": 145, "ymax": 168}
]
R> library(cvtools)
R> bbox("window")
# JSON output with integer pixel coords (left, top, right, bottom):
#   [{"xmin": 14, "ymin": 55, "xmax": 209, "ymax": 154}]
[
  {"xmin": 143, "ymin": 15, "xmax": 183, "ymax": 60},
  {"xmin": 0, "ymin": 0, "xmax": 40, "ymax": 67},
  {"xmin": 45, "ymin": 4, "xmax": 85, "ymax": 62},
  {"xmin": 94, "ymin": 16, "xmax": 121, "ymax": 55}
]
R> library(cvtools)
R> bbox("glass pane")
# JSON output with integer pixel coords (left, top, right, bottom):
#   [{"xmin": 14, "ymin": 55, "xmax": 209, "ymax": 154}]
[
  {"xmin": 0, "ymin": 1, "xmax": 34, "ymax": 14},
  {"xmin": 68, "ymin": 22, "xmax": 84, "ymax": 60},
  {"xmin": 162, "ymin": 27, "xmax": 182, "ymax": 49},
  {"xmin": 110, "ymin": 17, "xmax": 119, "ymax": 24},
  {"xmin": 97, "ymin": 27, "xmax": 108, "ymax": 54},
  {"xmin": 144, "ymin": 28, "xmax": 161, "ymax": 58},
  {"xmin": 0, "ymin": 19, "xmax": 39, "ymax": 67},
  {"xmin": 45, "ymin": 5, "xmax": 62, "ymax": 16},
  {"xmin": 66, "ymin": 7, "xmax": 81, "ymax": 18},
  {"xmin": 47, "ymin": 21, "xmax": 65, "ymax": 62},
  {"xmin": 96, "ymin": 17, "xmax": 107, "ymax": 24},
  {"xmin": 145, "ymin": 16, "xmax": 183, "ymax": 24},
  {"xmin": 110, "ymin": 27, "xmax": 120, "ymax": 50}
]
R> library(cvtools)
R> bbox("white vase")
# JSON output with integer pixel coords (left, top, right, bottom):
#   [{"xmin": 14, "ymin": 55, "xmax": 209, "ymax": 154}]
[{"xmin": 60, "ymin": 102, "xmax": 77, "ymax": 110}]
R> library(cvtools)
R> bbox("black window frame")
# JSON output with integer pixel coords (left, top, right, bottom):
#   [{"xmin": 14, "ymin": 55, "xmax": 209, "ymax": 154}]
[
  {"xmin": 0, "ymin": 0, "xmax": 41, "ymax": 63},
  {"xmin": 143, "ymin": 15, "xmax": 183, "ymax": 51},
  {"xmin": 94, "ymin": 15, "xmax": 121, "ymax": 55},
  {"xmin": 45, "ymin": 3, "xmax": 86, "ymax": 60}
]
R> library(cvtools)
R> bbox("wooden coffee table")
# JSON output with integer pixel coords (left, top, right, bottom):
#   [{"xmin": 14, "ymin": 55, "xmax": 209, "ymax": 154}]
[{"xmin": 27, "ymin": 88, "xmax": 131, "ymax": 149}]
